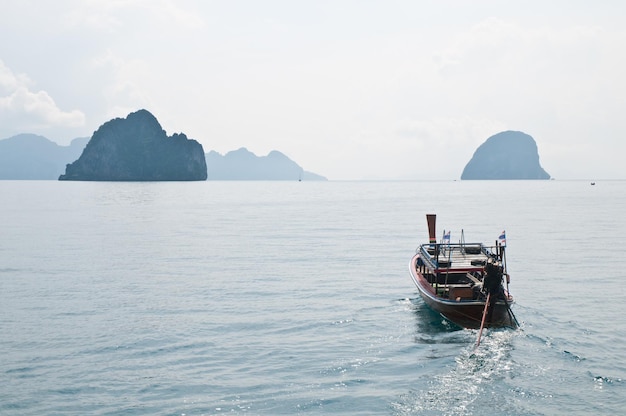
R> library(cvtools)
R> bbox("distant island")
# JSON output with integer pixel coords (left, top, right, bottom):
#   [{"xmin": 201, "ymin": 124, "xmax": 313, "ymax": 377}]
[
  {"xmin": 0, "ymin": 134, "xmax": 89, "ymax": 180},
  {"xmin": 461, "ymin": 131, "xmax": 551, "ymax": 180},
  {"xmin": 59, "ymin": 109, "xmax": 207, "ymax": 181},
  {"xmin": 0, "ymin": 110, "xmax": 326, "ymax": 181},
  {"xmin": 206, "ymin": 148, "xmax": 327, "ymax": 181}
]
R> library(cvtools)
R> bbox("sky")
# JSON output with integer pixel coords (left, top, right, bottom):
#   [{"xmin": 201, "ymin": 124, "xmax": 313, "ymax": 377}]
[{"xmin": 1, "ymin": 0, "xmax": 625, "ymax": 180}]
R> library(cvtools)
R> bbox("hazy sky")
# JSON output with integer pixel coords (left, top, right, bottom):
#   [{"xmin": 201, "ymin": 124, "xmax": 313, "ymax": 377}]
[{"xmin": 1, "ymin": 1, "xmax": 625, "ymax": 179}]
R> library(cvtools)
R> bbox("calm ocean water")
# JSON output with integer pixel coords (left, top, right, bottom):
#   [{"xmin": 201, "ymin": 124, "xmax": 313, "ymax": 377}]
[{"xmin": 1, "ymin": 180, "xmax": 625, "ymax": 415}]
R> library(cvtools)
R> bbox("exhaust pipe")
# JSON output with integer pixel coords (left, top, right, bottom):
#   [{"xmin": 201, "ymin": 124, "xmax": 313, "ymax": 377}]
[{"xmin": 426, "ymin": 214, "xmax": 437, "ymax": 244}]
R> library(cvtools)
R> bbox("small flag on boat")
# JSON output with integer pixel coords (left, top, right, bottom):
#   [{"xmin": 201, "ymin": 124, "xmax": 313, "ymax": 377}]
[
  {"xmin": 443, "ymin": 230, "xmax": 451, "ymax": 245},
  {"xmin": 498, "ymin": 230, "xmax": 506, "ymax": 246}
]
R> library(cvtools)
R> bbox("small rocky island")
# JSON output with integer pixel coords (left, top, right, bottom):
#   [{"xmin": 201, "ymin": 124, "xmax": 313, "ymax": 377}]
[
  {"xmin": 461, "ymin": 131, "xmax": 550, "ymax": 180},
  {"xmin": 59, "ymin": 110, "xmax": 207, "ymax": 181}
]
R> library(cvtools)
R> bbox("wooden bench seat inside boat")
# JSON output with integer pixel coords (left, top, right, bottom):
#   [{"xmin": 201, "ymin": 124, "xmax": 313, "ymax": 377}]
[
  {"xmin": 432, "ymin": 282, "xmax": 474, "ymax": 299},
  {"xmin": 430, "ymin": 272, "xmax": 472, "ymax": 284},
  {"xmin": 449, "ymin": 285, "xmax": 474, "ymax": 300}
]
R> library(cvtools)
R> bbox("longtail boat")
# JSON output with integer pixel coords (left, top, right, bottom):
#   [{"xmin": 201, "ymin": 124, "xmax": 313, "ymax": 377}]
[{"xmin": 409, "ymin": 214, "xmax": 518, "ymax": 329}]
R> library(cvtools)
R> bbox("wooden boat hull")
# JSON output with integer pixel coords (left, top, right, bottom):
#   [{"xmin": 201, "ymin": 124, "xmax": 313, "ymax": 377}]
[{"xmin": 409, "ymin": 254, "xmax": 517, "ymax": 329}]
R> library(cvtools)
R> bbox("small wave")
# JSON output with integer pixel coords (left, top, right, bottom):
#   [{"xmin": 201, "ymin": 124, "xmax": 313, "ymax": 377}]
[
  {"xmin": 331, "ymin": 318, "xmax": 354, "ymax": 325},
  {"xmin": 0, "ymin": 267, "xmax": 22, "ymax": 273},
  {"xmin": 563, "ymin": 350, "xmax": 586, "ymax": 362},
  {"xmin": 592, "ymin": 373, "xmax": 623, "ymax": 386}
]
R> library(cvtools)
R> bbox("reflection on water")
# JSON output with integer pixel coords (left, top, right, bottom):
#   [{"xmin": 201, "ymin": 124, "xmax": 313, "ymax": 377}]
[{"xmin": 410, "ymin": 297, "xmax": 465, "ymax": 343}]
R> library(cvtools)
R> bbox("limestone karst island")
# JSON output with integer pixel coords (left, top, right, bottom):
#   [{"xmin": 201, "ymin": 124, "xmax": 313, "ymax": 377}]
[
  {"xmin": 461, "ymin": 131, "xmax": 551, "ymax": 180},
  {"xmin": 59, "ymin": 110, "xmax": 207, "ymax": 181}
]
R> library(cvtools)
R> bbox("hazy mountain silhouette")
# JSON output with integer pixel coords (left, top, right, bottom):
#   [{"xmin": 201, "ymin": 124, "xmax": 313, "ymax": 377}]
[
  {"xmin": 206, "ymin": 148, "xmax": 327, "ymax": 180},
  {"xmin": 0, "ymin": 134, "xmax": 88, "ymax": 179},
  {"xmin": 461, "ymin": 131, "xmax": 551, "ymax": 180}
]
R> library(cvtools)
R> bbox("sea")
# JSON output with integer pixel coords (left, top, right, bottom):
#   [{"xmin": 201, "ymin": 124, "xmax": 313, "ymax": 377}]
[{"xmin": 1, "ymin": 180, "xmax": 625, "ymax": 415}]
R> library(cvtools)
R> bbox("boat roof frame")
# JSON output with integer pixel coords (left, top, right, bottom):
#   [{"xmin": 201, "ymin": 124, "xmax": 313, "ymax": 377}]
[{"xmin": 418, "ymin": 242, "xmax": 497, "ymax": 274}]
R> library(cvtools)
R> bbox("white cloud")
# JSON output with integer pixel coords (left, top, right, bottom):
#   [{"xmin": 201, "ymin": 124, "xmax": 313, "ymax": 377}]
[
  {"xmin": 63, "ymin": 0, "xmax": 204, "ymax": 33},
  {"xmin": 435, "ymin": 16, "xmax": 626, "ymax": 112},
  {"xmin": 89, "ymin": 50, "xmax": 153, "ymax": 120},
  {"xmin": 0, "ymin": 61, "xmax": 32, "ymax": 92},
  {"xmin": 0, "ymin": 60, "xmax": 85, "ymax": 131}
]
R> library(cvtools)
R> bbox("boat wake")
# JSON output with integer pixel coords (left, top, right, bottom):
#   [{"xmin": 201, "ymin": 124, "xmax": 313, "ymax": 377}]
[{"xmin": 392, "ymin": 329, "xmax": 529, "ymax": 415}]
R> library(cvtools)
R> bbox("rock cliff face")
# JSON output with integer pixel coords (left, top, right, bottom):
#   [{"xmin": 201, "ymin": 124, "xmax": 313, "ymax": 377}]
[
  {"xmin": 206, "ymin": 147, "xmax": 327, "ymax": 180},
  {"xmin": 59, "ymin": 110, "xmax": 207, "ymax": 181},
  {"xmin": 461, "ymin": 131, "xmax": 550, "ymax": 180}
]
